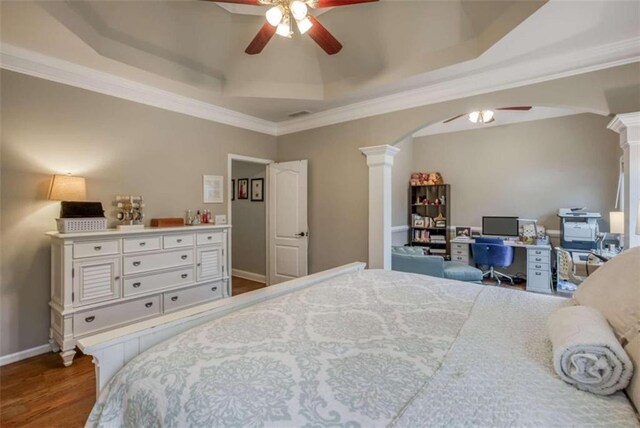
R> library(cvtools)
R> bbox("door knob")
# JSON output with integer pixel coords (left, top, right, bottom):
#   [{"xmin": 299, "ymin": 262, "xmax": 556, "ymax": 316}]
[{"xmin": 296, "ymin": 232, "xmax": 308, "ymax": 237}]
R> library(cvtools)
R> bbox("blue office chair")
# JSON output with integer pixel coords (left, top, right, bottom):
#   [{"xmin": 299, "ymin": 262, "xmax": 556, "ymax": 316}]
[{"xmin": 472, "ymin": 237, "xmax": 515, "ymax": 285}]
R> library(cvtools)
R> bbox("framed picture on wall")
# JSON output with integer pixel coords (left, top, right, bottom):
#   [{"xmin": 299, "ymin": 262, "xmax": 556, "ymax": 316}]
[
  {"xmin": 231, "ymin": 179, "xmax": 235, "ymax": 201},
  {"xmin": 251, "ymin": 178, "xmax": 264, "ymax": 202},
  {"xmin": 238, "ymin": 178, "xmax": 249, "ymax": 200}
]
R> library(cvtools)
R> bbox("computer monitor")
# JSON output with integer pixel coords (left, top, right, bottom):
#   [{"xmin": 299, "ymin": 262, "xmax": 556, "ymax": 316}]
[{"xmin": 482, "ymin": 216, "xmax": 519, "ymax": 237}]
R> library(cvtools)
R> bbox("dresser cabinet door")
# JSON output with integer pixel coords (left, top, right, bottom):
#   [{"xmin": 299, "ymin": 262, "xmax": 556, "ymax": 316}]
[
  {"xmin": 73, "ymin": 256, "xmax": 121, "ymax": 307},
  {"xmin": 196, "ymin": 246, "xmax": 224, "ymax": 281}
]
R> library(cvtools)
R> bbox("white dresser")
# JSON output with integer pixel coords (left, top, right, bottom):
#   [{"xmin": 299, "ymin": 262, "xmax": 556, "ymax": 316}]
[{"xmin": 47, "ymin": 225, "xmax": 230, "ymax": 366}]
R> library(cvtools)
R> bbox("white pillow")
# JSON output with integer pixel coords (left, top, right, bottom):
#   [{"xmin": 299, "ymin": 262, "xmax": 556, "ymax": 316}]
[
  {"xmin": 574, "ymin": 246, "xmax": 640, "ymax": 343},
  {"xmin": 624, "ymin": 334, "xmax": 640, "ymax": 411}
]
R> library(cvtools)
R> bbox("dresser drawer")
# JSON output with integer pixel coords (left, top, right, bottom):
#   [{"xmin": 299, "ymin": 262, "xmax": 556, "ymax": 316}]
[
  {"xmin": 123, "ymin": 236, "xmax": 162, "ymax": 253},
  {"xmin": 163, "ymin": 233, "xmax": 194, "ymax": 249},
  {"xmin": 452, "ymin": 248, "xmax": 469, "ymax": 257},
  {"xmin": 163, "ymin": 282, "xmax": 224, "ymax": 313},
  {"xmin": 74, "ymin": 240, "xmax": 120, "ymax": 259},
  {"xmin": 527, "ymin": 270, "xmax": 551, "ymax": 293},
  {"xmin": 528, "ymin": 252, "xmax": 550, "ymax": 264},
  {"xmin": 197, "ymin": 231, "xmax": 224, "ymax": 246},
  {"xmin": 123, "ymin": 249, "xmax": 194, "ymax": 275},
  {"xmin": 73, "ymin": 295, "xmax": 161, "ymax": 336},
  {"xmin": 123, "ymin": 267, "xmax": 194, "ymax": 297}
]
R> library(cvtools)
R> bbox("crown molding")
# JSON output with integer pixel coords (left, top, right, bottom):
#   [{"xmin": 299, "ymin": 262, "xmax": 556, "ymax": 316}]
[
  {"xmin": 0, "ymin": 44, "xmax": 278, "ymax": 136},
  {"xmin": 608, "ymin": 112, "xmax": 640, "ymax": 133},
  {"xmin": 1, "ymin": 37, "xmax": 639, "ymax": 138},
  {"xmin": 275, "ymin": 37, "xmax": 640, "ymax": 135}
]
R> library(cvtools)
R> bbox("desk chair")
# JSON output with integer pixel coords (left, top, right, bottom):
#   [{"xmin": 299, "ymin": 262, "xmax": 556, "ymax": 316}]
[
  {"xmin": 472, "ymin": 237, "xmax": 515, "ymax": 285},
  {"xmin": 556, "ymin": 248, "xmax": 586, "ymax": 285}
]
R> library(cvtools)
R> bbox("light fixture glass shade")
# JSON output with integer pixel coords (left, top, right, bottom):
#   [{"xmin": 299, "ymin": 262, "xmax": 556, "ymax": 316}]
[
  {"xmin": 610, "ymin": 211, "xmax": 624, "ymax": 234},
  {"xmin": 266, "ymin": 6, "xmax": 284, "ymax": 27},
  {"xmin": 276, "ymin": 15, "xmax": 292, "ymax": 37},
  {"xmin": 290, "ymin": 1, "xmax": 308, "ymax": 20},
  {"xmin": 296, "ymin": 17, "xmax": 313, "ymax": 34},
  {"xmin": 48, "ymin": 175, "xmax": 87, "ymax": 201},
  {"xmin": 468, "ymin": 111, "xmax": 480, "ymax": 123},
  {"xmin": 481, "ymin": 110, "xmax": 494, "ymax": 122}
]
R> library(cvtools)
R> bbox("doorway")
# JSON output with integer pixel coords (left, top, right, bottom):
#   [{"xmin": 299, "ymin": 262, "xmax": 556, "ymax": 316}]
[{"xmin": 228, "ymin": 155, "xmax": 272, "ymax": 295}]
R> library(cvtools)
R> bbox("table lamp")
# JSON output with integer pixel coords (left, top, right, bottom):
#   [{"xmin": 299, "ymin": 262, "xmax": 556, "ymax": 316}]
[
  {"xmin": 48, "ymin": 174, "xmax": 86, "ymax": 216},
  {"xmin": 609, "ymin": 210, "xmax": 624, "ymax": 250}
]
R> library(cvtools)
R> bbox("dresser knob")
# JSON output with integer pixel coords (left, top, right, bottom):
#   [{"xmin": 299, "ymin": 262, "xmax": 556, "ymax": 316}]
[
  {"xmin": 171, "ymin": 296, "xmax": 178, "ymax": 302},
  {"xmin": 133, "ymin": 282, "xmax": 141, "ymax": 288},
  {"xmin": 211, "ymin": 286, "xmax": 218, "ymax": 292},
  {"xmin": 207, "ymin": 236, "xmax": 212, "ymax": 240},
  {"xmin": 114, "ymin": 276, "xmax": 120, "ymax": 281},
  {"xmin": 181, "ymin": 274, "xmax": 188, "ymax": 279},
  {"xmin": 85, "ymin": 316, "xmax": 95, "ymax": 323},
  {"xmin": 133, "ymin": 261, "xmax": 141, "ymax": 267},
  {"xmin": 177, "ymin": 239, "xmax": 183, "ymax": 243},
  {"xmin": 94, "ymin": 246, "xmax": 102, "ymax": 251},
  {"xmin": 145, "ymin": 302, "xmax": 153, "ymax": 308},
  {"xmin": 139, "ymin": 242, "xmax": 146, "ymax": 247},
  {"xmin": 181, "ymin": 255, "xmax": 188, "ymax": 260},
  {"xmin": 535, "ymin": 272, "xmax": 541, "ymax": 276}
]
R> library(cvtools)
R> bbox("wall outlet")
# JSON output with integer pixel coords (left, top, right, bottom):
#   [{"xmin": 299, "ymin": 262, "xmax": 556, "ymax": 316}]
[{"xmin": 215, "ymin": 214, "xmax": 227, "ymax": 225}]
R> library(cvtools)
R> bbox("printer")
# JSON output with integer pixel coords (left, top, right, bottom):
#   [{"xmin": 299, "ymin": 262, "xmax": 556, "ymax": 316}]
[{"xmin": 558, "ymin": 208, "xmax": 601, "ymax": 250}]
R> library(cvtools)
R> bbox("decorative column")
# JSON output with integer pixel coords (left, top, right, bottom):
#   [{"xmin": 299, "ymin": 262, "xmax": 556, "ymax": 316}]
[
  {"xmin": 608, "ymin": 112, "xmax": 640, "ymax": 248},
  {"xmin": 359, "ymin": 145, "xmax": 400, "ymax": 269}
]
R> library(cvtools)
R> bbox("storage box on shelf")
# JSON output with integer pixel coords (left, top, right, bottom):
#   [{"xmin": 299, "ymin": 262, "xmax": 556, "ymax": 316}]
[
  {"xmin": 409, "ymin": 184, "xmax": 451, "ymax": 259},
  {"xmin": 47, "ymin": 225, "xmax": 230, "ymax": 366}
]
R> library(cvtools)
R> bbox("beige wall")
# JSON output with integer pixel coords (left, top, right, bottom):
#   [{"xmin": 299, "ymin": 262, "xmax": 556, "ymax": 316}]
[
  {"xmin": 231, "ymin": 161, "xmax": 266, "ymax": 276},
  {"xmin": 1, "ymin": 62, "xmax": 639, "ymax": 358},
  {"xmin": 411, "ymin": 114, "xmax": 621, "ymax": 231},
  {"xmin": 0, "ymin": 70, "xmax": 277, "ymax": 356},
  {"xmin": 278, "ymin": 63, "xmax": 640, "ymax": 273}
]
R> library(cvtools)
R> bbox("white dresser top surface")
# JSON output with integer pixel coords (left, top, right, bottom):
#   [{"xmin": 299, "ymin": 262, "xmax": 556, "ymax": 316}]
[{"xmin": 47, "ymin": 224, "xmax": 231, "ymax": 239}]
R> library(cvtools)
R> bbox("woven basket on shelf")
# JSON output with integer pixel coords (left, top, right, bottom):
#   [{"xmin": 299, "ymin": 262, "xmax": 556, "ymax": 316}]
[{"xmin": 56, "ymin": 218, "xmax": 107, "ymax": 233}]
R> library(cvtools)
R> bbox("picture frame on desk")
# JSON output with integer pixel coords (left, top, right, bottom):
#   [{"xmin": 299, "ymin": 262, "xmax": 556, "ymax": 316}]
[{"xmin": 456, "ymin": 227, "xmax": 471, "ymax": 238}]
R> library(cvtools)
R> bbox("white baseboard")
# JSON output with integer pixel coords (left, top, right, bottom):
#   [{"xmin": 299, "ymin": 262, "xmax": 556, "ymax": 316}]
[
  {"xmin": 232, "ymin": 269, "xmax": 266, "ymax": 284},
  {"xmin": 0, "ymin": 343, "xmax": 52, "ymax": 366}
]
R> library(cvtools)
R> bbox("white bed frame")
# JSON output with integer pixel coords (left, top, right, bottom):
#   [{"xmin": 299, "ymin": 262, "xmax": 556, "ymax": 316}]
[{"xmin": 78, "ymin": 262, "xmax": 366, "ymax": 397}]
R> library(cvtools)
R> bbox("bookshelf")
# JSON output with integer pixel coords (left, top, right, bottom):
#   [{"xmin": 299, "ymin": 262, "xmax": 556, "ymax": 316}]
[{"xmin": 409, "ymin": 184, "xmax": 451, "ymax": 258}]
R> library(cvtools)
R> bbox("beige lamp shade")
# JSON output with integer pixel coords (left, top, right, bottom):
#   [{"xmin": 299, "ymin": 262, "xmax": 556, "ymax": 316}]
[
  {"xmin": 47, "ymin": 175, "xmax": 87, "ymax": 201},
  {"xmin": 609, "ymin": 211, "xmax": 624, "ymax": 235}
]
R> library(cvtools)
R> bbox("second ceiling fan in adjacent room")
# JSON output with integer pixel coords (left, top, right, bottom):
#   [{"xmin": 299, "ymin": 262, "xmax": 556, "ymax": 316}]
[{"xmin": 203, "ymin": 0, "xmax": 378, "ymax": 55}]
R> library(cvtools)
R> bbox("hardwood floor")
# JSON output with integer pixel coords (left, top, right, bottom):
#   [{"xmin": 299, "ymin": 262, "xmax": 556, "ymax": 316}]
[
  {"xmin": 232, "ymin": 276, "xmax": 267, "ymax": 295},
  {"xmin": 0, "ymin": 276, "xmax": 265, "ymax": 428},
  {"xmin": 0, "ymin": 351, "xmax": 95, "ymax": 428}
]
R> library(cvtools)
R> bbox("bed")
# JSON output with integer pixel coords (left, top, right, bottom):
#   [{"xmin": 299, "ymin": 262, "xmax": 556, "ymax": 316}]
[{"xmin": 84, "ymin": 266, "xmax": 639, "ymax": 427}]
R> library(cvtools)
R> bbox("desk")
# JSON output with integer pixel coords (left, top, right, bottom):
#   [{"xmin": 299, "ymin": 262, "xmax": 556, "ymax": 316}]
[{"xmin": 450, "ymin": 237, "xmax": 553, "ymax": 294}]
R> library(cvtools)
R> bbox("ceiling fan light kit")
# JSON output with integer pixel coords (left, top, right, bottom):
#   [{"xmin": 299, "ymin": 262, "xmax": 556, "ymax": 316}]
[
  {"xmin": 204, "ymin": 0, "xmax": 378, "ymax": 54},
  {"xmin": 468, "ymin": 110, "xmax": 494, "ymax": 124}
]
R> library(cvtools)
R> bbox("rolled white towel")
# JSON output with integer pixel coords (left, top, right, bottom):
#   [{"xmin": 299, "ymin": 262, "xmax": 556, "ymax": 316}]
[{"xmin": 547, "ymin": 305, "xmax": 633, "ymax": 395}]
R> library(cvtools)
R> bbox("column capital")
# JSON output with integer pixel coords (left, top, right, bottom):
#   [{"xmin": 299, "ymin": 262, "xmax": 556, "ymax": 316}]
[{"xmin": 359, "ymin": 145, "xmax": 400, "ymax": 167}]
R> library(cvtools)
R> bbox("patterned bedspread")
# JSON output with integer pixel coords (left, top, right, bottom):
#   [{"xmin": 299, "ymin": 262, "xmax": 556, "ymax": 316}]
[{"xmin": 87, "ymin": 270, "xmax": 639, "ymax": 427}]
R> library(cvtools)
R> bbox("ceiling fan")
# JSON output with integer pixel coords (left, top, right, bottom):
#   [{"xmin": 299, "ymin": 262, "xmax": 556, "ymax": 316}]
[
  {"xmin": 443, "ymin": 106, "xmax": 532, "ymax": 124},
  {"xmin": 202, "ymin": 0, "xmax": 378, "ymax": 55}
]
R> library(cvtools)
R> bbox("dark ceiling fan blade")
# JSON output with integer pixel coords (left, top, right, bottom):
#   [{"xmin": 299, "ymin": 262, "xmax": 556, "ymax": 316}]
[
  {"xmin": 312, "ymin": 0, "xmax": 378, "ymax": 7},
  {"xmin": 306, "ymin": 16, "xmax": 342, "ymax": 55},
  {"xmin": 200, "ymin": 0, "xmax": 263, "ymax": 5},
  {"xmin": 496, "ymin": 106, "xmax": 532, "ymax": 111},
  {"xmin": 245, "ymin": 23, "xmax": 277, "ymax": 55},
  {"xmin": 443, "ymin": 114, "xmax": 465, "ymax": 124}
]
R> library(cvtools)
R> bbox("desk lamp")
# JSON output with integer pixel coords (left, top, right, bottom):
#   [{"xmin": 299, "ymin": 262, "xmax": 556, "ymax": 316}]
[{"xmin": 609, "ymin": 211, "xmax": 624, "ymax": 251}]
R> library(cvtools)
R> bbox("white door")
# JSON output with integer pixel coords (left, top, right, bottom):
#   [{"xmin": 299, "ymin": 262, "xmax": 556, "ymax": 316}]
[{"xmin": 268, "ymin": 160, "xmax": 308, "ymax": 285}]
